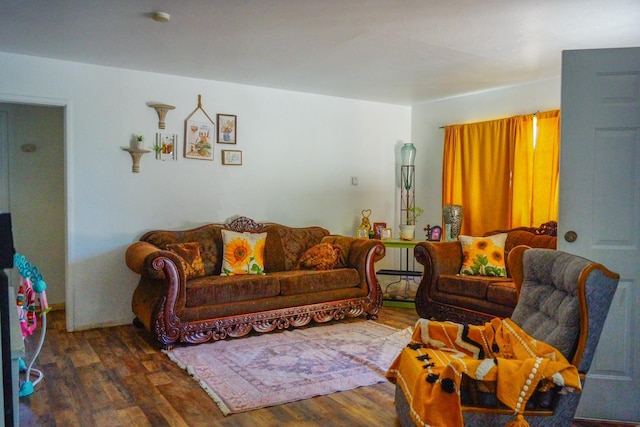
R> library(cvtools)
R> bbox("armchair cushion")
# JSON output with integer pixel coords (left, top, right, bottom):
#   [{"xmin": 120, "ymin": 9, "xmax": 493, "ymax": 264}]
[{"xmin": 459, "ymin": 233, "xmax": 507, "ymax": 277}]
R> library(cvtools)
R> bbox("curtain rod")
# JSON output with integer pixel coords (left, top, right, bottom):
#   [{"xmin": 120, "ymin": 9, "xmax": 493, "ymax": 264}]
[{"xmin": 438, "ymin": 110, "xmax": 541, "ymax": 129}]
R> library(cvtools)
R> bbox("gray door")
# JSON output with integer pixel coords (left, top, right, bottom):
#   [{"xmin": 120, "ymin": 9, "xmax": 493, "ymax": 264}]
[{"xmin": 560, "ymin": 47, "xmax": 640, "ymax": 422}]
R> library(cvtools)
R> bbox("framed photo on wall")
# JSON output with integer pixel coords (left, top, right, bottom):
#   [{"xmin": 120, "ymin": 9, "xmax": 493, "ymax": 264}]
[
  {"xmin": 217, "ymin": 114, "xmax": 237, "ymax": 144},
  {"xmin": 155, "ymin": 133, "xmax": 178, "ymax": 161},
  {"xmin": 184, "ymin": 119, "xmax": 214, "ymax": 160},
  {"xmin": 222, "ymin": 149, "xmax": 242, "ymax": 165}
]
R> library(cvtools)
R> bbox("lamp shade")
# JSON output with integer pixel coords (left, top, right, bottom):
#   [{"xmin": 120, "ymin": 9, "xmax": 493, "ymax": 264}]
[{"xmin": 400, "ymin": 143, "xmax": 416, "ymax": 166}]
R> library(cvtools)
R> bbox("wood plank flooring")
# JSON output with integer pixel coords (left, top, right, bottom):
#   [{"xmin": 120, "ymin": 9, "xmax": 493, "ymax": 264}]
[{"xmin": 18, "ymin": 306, "xmax": 638, "ymax": 427}]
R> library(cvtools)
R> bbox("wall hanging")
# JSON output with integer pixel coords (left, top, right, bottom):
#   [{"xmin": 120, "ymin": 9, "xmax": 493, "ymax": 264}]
[
  {"xmin": 148, "ymin": 103, "xmax": 175, "ymax": 129},
  {"xmin": 155, "ymin": 133, "xmax": 178, "ymax": 161},
  {"xmin": 184, "ymin": 95, "xmax": 215, "ymax": 161},
  {"xmin": 217, "ymin": 114, "xmax": 237, "ymax": 144},
  {"xmin": 221, "ymin": 150, "xmax": 242, "ymax": 165}
]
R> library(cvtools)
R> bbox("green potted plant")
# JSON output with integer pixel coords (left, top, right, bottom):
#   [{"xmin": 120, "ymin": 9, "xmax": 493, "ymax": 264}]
[
  {"xmin": 399, "ymin": 206, "xmax": 423, "ymax": 240},
  {"xmin": 133, "ymin": 134, "xmax": 144, "ymax": 150},
  {"xmin": 153, "ymin": 141, "xmax": 163, "ymax": 158}
]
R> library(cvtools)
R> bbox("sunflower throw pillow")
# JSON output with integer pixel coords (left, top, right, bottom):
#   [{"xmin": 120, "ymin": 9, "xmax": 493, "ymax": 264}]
[
  {"xmin": 165, "ymin": 242, "xmax": 205, "ymax": 279},
  {"xmin": 294, "ymin": 242, "xmax": 342, "ymax": 270},
  {"xmin": 221, "ymin": 229, "xmax": 267, "ymax": 276},
  {"xmin": 459, "ymin": 233, "xmax": 507, "ymax": 277}
]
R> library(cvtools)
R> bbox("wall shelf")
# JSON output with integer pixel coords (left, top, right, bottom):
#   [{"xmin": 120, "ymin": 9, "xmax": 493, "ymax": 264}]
[{"xmin": 122, "ymin": 148, "xmax": 150, "ymax": 173}]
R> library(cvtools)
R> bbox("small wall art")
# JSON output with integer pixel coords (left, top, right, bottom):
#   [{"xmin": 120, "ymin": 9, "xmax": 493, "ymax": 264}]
[
  {"xmin": 222, "ymin": 149, "xmax": 242, "ymax": 165},
  {"xmin": 184, "ymin": 119, "xmax": 214, "ymax": 160},
  {"xmin": 155, "ymin": 133, "xmax": 178, "ymax": 161},
  {"xmin": 217, "ymin": 114, "xmax": 237, "ymax": 144}
]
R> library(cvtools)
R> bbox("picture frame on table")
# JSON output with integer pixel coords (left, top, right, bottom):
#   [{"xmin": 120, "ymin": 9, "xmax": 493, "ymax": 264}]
[
  {"xmin": 428, "ymin": 225, "xmax": 442, "ymax": 241},
  {"xmin": 217, "ymin": 114, "xmax": 237, "ymax": 144},
  {"xmin": 221, "ymin": 150, "xmax": 242, "ymax": 165},
  {"xmin": 373, "ymin": 222, "xmax": 387, "ymax": 239},
  {"xmin": 184, "ymin": 119, "xmax": 214, "ymax": 160},
  {"xmin": 380, "ymin": 228, "xmax": 393, "ymax": 240}
]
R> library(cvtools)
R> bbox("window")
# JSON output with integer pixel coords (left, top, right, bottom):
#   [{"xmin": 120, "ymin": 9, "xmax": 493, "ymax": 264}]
[{"xmin": 442, "ymin": 110, "xmax": 559, "ymax": 236}]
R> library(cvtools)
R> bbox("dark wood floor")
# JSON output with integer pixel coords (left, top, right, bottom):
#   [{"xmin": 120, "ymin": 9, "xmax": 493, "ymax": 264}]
[{"xmin": 18, "ymin": 306, "xmax": 638, "ymax": 427}]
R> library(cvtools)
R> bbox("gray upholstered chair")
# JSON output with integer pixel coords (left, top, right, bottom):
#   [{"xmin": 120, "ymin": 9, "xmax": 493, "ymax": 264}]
[{"xmin": 395, "ymin": 247, "xmax": 619, "ymax": 426}]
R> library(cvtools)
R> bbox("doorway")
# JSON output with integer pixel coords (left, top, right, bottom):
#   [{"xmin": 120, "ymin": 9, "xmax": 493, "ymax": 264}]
[{"xmin": 0, "ymin": 102, "xmax": 66, "ymax": 310}]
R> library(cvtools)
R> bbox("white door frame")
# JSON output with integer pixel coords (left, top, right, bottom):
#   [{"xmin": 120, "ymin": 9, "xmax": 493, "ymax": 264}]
[{"xmin": 0, "ymin": 93, "xmax": 74, "ymax": 332}]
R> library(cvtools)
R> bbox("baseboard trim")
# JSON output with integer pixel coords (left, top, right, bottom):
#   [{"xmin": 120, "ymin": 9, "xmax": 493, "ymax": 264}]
[{"xmin": 48, "ymin": 302, "xmax": 65, "ymax": 311}]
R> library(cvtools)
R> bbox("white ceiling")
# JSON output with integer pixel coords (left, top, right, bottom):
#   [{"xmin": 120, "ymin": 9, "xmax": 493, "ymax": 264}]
[{"xmin": 1, "ymin": 0, "xmax": 639, "ymax": 105}]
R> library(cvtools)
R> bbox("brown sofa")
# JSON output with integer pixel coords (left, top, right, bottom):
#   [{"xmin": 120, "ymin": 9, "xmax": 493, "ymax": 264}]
[
  {"xmin": 413, "ymin": 222, "xmax": 557, "ymax": 325},
  {"xmin": 125, "ymin": 216, "xmax": 385, "ymax": 348}
]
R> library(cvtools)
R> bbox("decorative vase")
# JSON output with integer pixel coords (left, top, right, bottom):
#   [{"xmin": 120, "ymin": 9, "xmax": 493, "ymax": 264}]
[
  {"xmin": 443, "ymin": 204, "xmax": 463, "ymax": 241},
  {"xmin": 399, "ymin": 224, "xmax": 415, "ymax": 241},
  {"xmin": 400, "ymin": 143, "xmax": 416, "ymax": 166}
]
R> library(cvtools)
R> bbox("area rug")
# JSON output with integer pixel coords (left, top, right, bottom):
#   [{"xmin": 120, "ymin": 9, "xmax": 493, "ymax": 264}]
[{"xmin": 164, "ymin": 320, "xmax": 412, "ymax": 415}]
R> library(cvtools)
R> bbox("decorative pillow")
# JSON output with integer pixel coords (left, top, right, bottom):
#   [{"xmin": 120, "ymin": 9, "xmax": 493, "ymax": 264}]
[
  {"xmin": 221, "ymin": 229, "xmax": 267, "ymax": 276},
  {"xmin": 165, "ymin": 242, "xmax": 205, "ymax": 279},
  {"xmin": 294, "ymin": 242, "xmax": 342, "ymax": 271},
  {"xmin": 459, "ymin": 233, "xmax": 507, "ymax": 277}
]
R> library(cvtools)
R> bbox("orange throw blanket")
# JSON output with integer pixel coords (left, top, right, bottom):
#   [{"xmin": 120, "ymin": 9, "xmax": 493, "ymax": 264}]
[{"xmin": 386, "ymin": 318, "xmax": 581, "ymax": 427}]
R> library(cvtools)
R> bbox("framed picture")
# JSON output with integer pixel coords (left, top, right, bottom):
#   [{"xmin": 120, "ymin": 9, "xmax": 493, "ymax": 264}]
[
  {"xmin": 184, "ymin": 119, "xmax": 214, "ymax": 160},
  {"xmin": 380, "ymin": 228, "xmax": 393, "ymax": 240},
  {"xmin": 222, "ymin": 149, "xmax": 242, "ymax": 165},
  {"xmin": 373, "ymin": 222, "xmax": 387, "ymax": 239},
  {"xmin": 155, "ymin": 133, "xmax": 178, "ymax": 161},
  {"xmin": 217, "ymin": 114, "xmax": 237, "ymax": 144},
  {"xmin": 428, "ymin": 225, "xmax": 442, "ymax": 242}
]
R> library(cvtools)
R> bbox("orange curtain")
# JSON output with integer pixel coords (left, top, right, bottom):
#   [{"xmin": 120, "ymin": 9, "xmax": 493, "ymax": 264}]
[
  {"xmin": 443, "ymin": 110, "xmax": 559, "ymax": 236},
  {"xmin": 509, "ymin": 114, "xmax": 535, "ymax": 227},
  {"xmin": 531, "ymin": 110, "xmax": 560, "ymax": 225}
]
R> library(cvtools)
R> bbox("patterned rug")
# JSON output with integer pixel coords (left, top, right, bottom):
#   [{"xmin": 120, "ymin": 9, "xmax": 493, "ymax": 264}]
[{"xmin": 164, "ymin": 320, "xmax": 412, "ymax": 415}]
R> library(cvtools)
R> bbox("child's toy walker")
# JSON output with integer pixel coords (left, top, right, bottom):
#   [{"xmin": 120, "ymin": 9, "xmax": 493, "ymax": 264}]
[{"xmin": 13, "ymin": 253, "xmax": 50, "ymax": 397}]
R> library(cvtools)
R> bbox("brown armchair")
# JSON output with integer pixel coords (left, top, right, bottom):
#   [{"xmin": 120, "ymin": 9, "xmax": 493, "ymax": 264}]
[{"xmin": 414, "ymin": 222, "xmax": 557, "ymax": 325}]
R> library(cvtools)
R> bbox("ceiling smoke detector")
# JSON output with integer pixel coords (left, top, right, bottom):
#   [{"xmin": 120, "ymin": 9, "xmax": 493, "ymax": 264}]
[{"xmin": 151, "ymin": 11, "xmax": 170, "ymax": 23}]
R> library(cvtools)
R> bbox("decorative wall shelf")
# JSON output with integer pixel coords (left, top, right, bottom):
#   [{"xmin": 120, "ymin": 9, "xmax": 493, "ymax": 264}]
[
  {"xmin": 148, "ymin": 103, "xmax": 175, "ymax": 129},
  {"xmin": 122, "ymin": 148, "xmax": 151, "ymax": 173}
]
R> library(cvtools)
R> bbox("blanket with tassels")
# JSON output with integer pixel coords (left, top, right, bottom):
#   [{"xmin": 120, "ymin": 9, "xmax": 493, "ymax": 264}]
[{"xmin": 386, "ymin": 318, "xmax": 581, "ymax": 427}]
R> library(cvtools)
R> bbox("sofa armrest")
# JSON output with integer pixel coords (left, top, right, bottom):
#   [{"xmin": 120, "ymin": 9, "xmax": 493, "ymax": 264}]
[
  {"xmin": 414, "ymin": 241, "xmax": 463, "ymax": 276},
  {"xmin": 125, "ymin": 241, "xmax": 186, "ymax": 280},
  {"xmin": 322, "ymin": 235, "xmax": 386, "ymax": 315},
  {"xmin": 505, "ymin": 245, "xmax": 530, "ymax": 297},
  {"xmin": 126, "ymin": 240, "xmax": 188, "ymax": 345},
  {"xmin": 414, "ymin": 241, "xmax": 463, "ymax": 319}
]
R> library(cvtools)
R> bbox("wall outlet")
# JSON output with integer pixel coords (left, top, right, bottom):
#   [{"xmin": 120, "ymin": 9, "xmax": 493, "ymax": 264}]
[{"xmin": 351, "ymin": 176, "xmax": 358, "ymax": 186}]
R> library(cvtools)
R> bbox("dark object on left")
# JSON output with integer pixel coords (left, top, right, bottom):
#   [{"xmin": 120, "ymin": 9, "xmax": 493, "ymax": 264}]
[{"xmin": 0, "ymin": 213, "xmax": 15, "ymax": 269}]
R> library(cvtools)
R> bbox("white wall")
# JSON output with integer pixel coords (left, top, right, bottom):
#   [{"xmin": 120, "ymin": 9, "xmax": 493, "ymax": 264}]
[
  {"xmin": 410, "ymin": 78, "xmax": 562, "ymax": 233},
  {"xmin": 0, "ymin": 52, "xmax": 411, "ymax": 331}
]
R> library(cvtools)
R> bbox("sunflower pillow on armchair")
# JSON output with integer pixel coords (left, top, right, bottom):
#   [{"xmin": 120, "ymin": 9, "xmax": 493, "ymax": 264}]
[
  {"xmin": 459, "ymin": 233, "xmax": 507, "ymax": 277},
  {"xmin": 221, "ymin": 229, "xmax": 267, "ymax": 276}
]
